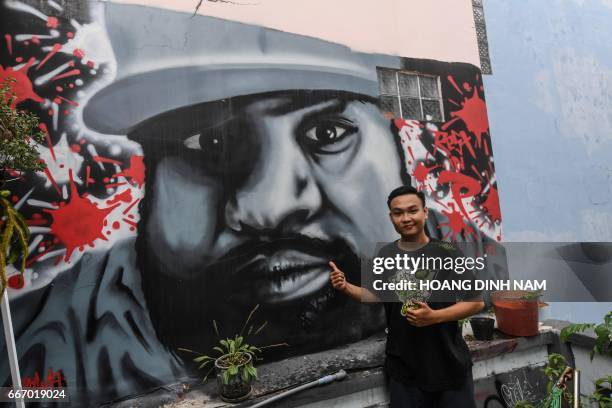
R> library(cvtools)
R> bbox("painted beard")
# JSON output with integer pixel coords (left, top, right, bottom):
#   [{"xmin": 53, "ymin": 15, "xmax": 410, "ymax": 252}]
[{"xmin": 134, "ymin": 189, "xmax": 384, "ymax": 362}]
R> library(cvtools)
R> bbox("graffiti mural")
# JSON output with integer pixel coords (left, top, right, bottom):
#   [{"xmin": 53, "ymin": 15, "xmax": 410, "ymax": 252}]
[{"xmin": 0, "ymin": 1, "xmax": 502, "ymax": 404}]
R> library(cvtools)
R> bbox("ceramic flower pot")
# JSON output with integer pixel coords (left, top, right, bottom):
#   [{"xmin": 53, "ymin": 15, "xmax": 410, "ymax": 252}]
[{"xmin": 491, "ymin": 291, "xmax": 539, "ymax": 337}]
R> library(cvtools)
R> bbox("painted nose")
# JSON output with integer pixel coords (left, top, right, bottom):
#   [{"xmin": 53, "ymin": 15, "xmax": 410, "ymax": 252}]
[{"xmin": 225, "ymin": 138, "xmax": 322, "ymax": 234}]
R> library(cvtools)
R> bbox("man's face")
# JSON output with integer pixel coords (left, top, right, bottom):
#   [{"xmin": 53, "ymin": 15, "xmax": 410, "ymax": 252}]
[
  {"xmin": 389, "ymin": 194, "xmax": 429, "ymax": 239},
  {"xmin": 135, "ymin": 91, "xmax": 404, "ymax": 353}
]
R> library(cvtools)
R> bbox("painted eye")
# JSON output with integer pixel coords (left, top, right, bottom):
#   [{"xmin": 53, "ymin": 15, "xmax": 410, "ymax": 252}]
[
  {"xmin": 304, "ymin": 123, "xmax": 347, "ymax": 143},
  {"xmin": 183, "ymin": 133, "xmax": 222, "ymax": 151},
  {"xmin": 301, "ymin": 119, "xmax": 358, "ymax": 154}
]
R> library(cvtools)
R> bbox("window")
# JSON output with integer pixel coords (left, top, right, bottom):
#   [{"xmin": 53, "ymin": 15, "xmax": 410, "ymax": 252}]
[{"xmin": 376, "ymin": 68, "xmax": 444, "ymax": 122}]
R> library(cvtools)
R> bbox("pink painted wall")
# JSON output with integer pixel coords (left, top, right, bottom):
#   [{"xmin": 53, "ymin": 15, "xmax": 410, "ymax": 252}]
[{"xmin": 112, "ymin": 0, "xmax": 481, "ymax": 66}]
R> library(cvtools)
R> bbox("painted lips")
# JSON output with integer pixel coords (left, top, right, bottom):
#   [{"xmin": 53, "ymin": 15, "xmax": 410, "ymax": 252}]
[{"xmin": 233, "ymin": 249, "xmax": 332, "ymax": 303}]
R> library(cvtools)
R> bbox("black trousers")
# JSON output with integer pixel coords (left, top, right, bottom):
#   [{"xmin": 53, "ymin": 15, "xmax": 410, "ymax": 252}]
[{"xmin": 388, "ymin": 373, "xmax": 477, "ymax": 408}]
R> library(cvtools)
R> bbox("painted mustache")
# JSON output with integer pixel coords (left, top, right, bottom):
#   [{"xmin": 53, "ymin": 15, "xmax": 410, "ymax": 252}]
[{"xmin": 210, "ymin": 235, "xmax": 359, "ymax": 304}]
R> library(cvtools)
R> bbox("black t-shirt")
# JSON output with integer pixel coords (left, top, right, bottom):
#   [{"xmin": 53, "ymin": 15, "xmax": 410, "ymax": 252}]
[{"xmin": 373, "ymin": 239, "xmax": 482, "ymax": 392}]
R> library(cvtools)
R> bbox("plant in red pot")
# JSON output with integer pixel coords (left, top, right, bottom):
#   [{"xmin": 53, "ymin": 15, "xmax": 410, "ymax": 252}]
[{"xmin": 491, "ymin": 290, "xmax": 544, "ymax": 337}]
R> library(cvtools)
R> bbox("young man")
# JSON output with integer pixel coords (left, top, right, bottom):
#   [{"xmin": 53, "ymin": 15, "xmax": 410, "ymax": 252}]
[{"xmin": 329, "ymin": 185, "xmax": 484, "ymax": 408}]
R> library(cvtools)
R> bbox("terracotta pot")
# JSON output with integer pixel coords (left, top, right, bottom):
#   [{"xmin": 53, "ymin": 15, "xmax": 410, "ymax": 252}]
[
  {"xmin": 215, "ymin": 352, "xmax": 253, "ymax": 402},
  {"xmin": 491, "ymin": 291, "xmax": 539, "ymax": 337}
]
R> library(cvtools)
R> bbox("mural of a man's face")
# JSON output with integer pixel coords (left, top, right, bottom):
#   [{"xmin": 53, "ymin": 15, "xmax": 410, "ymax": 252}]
[{"xmin": 130, "ymin": 90, "xmax": 405, "ymax": 356}]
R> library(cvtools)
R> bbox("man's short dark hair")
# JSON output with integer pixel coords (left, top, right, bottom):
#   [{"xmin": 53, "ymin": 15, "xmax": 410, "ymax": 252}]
[{"xmin": 387, "ymin": 185, "xmax": 426, "ymax": 209}]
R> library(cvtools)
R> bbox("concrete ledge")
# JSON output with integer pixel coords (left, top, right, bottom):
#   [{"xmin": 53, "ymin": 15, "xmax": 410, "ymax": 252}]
[{"xmin": 110, "ymin": 328, "xmax": 558, "ymax": 407}]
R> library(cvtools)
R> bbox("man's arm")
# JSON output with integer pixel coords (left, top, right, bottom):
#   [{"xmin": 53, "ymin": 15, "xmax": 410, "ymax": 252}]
[
  {"xmin": 329, "ymin": 261, "xmax": 381, "ymax": 303},
  {"xmin": 404, "ymin": 300, "xmax": 484, "ymax": 327}
]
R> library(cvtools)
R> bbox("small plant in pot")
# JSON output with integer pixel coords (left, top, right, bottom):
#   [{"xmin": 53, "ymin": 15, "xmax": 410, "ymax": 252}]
[
  {"xmin": 390, "ymin": 269, "xmax": 431, "ymax": 316},
  {"xmin": 179, "ymin": 305, "xmax": 287, "ymax": 402}
]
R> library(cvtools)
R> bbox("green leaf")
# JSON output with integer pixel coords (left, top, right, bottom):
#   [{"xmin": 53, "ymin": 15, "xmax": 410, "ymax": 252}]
[
  {"xmin": 198, "ymin": 360, "xmax": 213, "ymax": 370},
  {"xmin": 228, "ymin": 365, "xmax": 238, "ymax": 377},
  {"xmin": 560, "ymin": 323, "xmax": 594, "ymax": 342}
]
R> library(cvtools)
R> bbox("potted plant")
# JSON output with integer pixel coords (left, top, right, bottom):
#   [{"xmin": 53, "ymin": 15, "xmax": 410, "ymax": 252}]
[
  {"xmin": 465, "ymin": 304, "xmax": 495, "ymax": 341},
  {"xmin": 389, "ymin": 269, "xmax": 431, "ymax": 316},
  {"xmin": 1, "ymin": 77, "xmax": 46, "ymax": 402},
  {"xmin": 180, "ymin": 305, "xmax": 287, "ymax": 402},
  {"xmin": 491, "ymin": 290, "xmax": 544, "ymax": 337},
  {"xmin": 1, "ymin": 78, "xmax": 46, "ymax": 297},
  {"xmin": 469, "ymin": 315, "xmax": 495, "ymax": 341}
]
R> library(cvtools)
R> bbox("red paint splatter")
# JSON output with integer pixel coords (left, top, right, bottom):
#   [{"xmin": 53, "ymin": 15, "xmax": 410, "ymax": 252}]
[
  {"xmin": 123, "ymin": 218, "xmax": 138, "ymax": 229},
  {"xmin": 46, "ymin": 17, "xmax": 59, "ymax": 29},
  {"xmin": 72, "ymin": 48, "xmax": 84, "ymax": 58},
  {"xmin": 43, "ymin": 167, "xmax": 61, "ymax": 195},
  {"xmin": 58, "ymin": 95, "xmax": 78, "ymax": 106},
  {"xmin": 448, "ymin": 99, "xmax": 461, "ymax": 107},
  {"xmin": 105, "ymin": 182, "xmax": 126, "ymax": 188},
  {"xmin": 15, "ymin": 57, "xmax": 23, "ymax": 63},
  {"xmin": 93, "ymin": 156, "xmax": 122, "ymax": 165},
  {"xmin": 67, "ymin": 32, "xmax": 74, "ymax": 38},
  {"xmin": 112, "ymin": 221, "xmax": 120, "ymax": 230},
  {"xmin": 87, "ymin": 60, "xmax": 95, "ymax": 69},
  {"xmin": 442, "ymin": 204, "xmax": 468, "ymax": 238},
  {"xmin": 123, "ymin": 198, "xmax": 141, "ymax": 215},
  {"xmin": 85, "ymin": 165, "xmax": 93, "ymax": 187},
  {"xmin": 394, "ymin": 118, "xmax": 407, "ymax": 129},
  {"xmin": 26, "ymin": 217, "xmax": 48, "ymax": 226},
  {"xmin": 70, "ymin": 144, "xmax": 81, "ymax": 153},
  {"xmin": 7, "ymin": 274, "xmax": 24, "ymax": 289},
  {"xmin": 25, "ymin": 245, "xmax": 55, "ymax": 267},
  {"xmin": 113, "ymin": 155, "xmax": 145, "ymax": 187},
  {"xmin": 413, "ymin": 162, "xmax": 434, "ymax": 184},
  {"xmin": 450, "ymin": 88, "xmax": 489, "ymax": 141},
  {"xmin": 107, "ymin": 189, "xmax": 132, "ymax": 205},
  {"xmin": 437, "ymin": 171, "xmax": 481, "ymax": 220},
  {"xmin": 447, "ymin": 75, "xmax": 463, "ymax": 95},
  {"xmin": 39, "ymin": 124, "xmax": 57, "ymax": 161},
  {"xmin": 51, "ymin": 68, "xmax": 80, "ymax": 81},
  {"xmin": 0, "ymin": 58, "xmax": 43, "ymax": 107},
  {"xmin": 433, "ymin": 130, "xmax": 476, "ymax": 161},
  {"xmin": 406, "ymin": 146, "xmax": 415, "ymax": 161},
  {"xmin": 482, "ymin": 187, "xmax": 501, "ymax": 223},
  {"xmin": 44, "ymin": 171, "xmax": 120, "ymax": 261},
  {"xmin": 4, "ymin": 34, "xmax": 12, "ymax": 55},
  {"xmin": 31, "ymin": 36, "xmax": 40, "ymax": 45},
  {"xmin": 36, "ymin": 43, "xmax": 62, "ymax": 71},
  {"xmin": 22, "ymin": 368, "xmax": 65, "ymax": 388}
]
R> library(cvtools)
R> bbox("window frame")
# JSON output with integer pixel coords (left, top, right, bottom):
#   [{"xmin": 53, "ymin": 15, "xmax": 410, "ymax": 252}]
[{"xmin": 377, "ymin": 68, "xmax": 445, "ymax": 122}]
